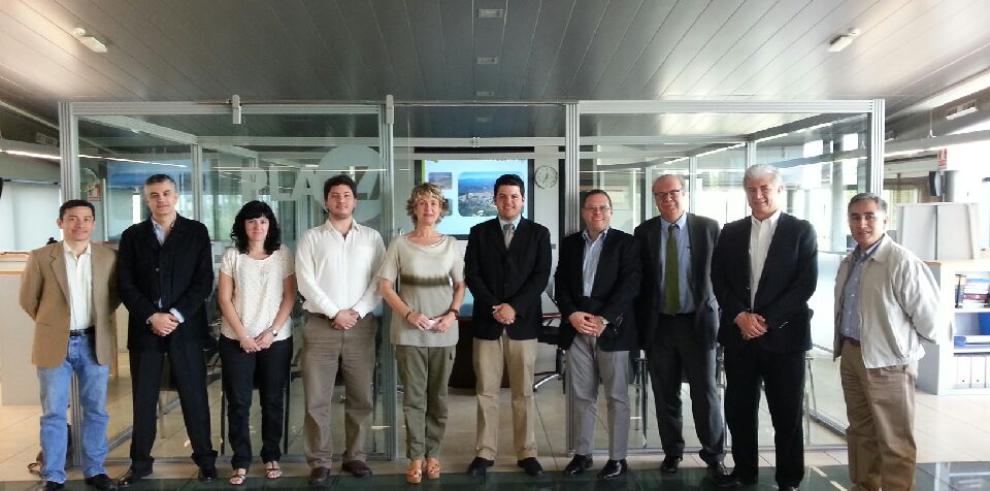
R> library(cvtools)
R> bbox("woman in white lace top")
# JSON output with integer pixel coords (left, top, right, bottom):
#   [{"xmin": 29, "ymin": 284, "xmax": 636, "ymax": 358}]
[{"xmin": 217, "ymin": 200, "xmax": 296, "ymax": 485}]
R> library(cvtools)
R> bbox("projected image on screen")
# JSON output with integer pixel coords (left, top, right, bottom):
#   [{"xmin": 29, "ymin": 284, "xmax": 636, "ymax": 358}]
[{"xmin": 421, "ymin": 159, "xmax": 529, "ymax": 236}]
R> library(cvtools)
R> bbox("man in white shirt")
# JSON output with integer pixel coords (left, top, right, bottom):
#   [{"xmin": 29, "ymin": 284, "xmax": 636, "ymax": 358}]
[
  {"xmin": 19, "ymin": 200, "xmax": 120, "ymax": 491},
  {"xmin": 711, "ymin": 164, "xmax": 818, "ymax": 491},
  {"xmin": 296, "ymin": 174, "xmax": 385, "ymax": 483}
]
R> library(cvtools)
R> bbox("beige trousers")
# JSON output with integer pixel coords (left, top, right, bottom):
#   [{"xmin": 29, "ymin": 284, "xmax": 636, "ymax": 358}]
[
  {"xmin": 840, "ymin": 340, "xmax": 917, "ymax": 491},
  {"xmin": 301, "ymin": 314, "xmax": 377, "ymax": 467},
  {"xmin": 473, "ymin": 333, "xmax": 538, "ymax": 460}
]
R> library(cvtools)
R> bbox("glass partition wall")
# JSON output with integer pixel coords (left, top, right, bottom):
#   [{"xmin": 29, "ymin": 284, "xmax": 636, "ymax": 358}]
[{"xmin": 59, "ymin": 98, "xmax": 883, "ymax": 464}]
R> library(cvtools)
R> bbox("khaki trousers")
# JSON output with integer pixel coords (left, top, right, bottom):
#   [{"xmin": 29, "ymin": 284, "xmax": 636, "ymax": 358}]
[
  {"xmin": 840, "ymin": 340, "xmax": 917, "ymax": 491},
  {"xmin": 473, "ymin": 333, "xmax": 538, "ymax": 460},
  {"xmin": 301, "ymin": 314, "xmax": 377, "ymax": 467},
  {"xmin": 395, "ymin": 345, "xmax": 456, "ymax": 460}
]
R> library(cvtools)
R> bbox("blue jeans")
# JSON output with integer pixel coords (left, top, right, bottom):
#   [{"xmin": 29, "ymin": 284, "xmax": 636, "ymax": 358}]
[{"xmin": 37, "ymin": 334, "xmax": 110, "ymax": 483}]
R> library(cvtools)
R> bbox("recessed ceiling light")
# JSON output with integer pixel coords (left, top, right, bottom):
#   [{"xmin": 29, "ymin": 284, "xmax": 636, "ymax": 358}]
[
  {"xmin": 71, "ymin": 27, "xmax": 108, "ymax": 53},
  {"xmin": 476, "ymin": 56, "xmax": 498, "ymax": 65},
  {"xmin": 475, "ymin": 116, "xmax": 492, "ymax": 123},
  {"xmin": 945, "ymin": 102, "xmax": 978, "ymax": 121},
  {"xmin": 476, "ymin": 90, "xmax": 495, "ymax": 97},
  {"xmin": 827, "ymin": 28, "xmax": 860, "ymax": 53},
  {"xmin": 478, "ymin": 8, "xmax": 505, "ymax": 19}
]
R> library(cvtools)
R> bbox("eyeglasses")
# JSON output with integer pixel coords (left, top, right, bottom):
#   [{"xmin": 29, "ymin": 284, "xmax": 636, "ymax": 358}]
[
  {"xmin": 653, "ymin": 189, "xmax": 683, "ymax": 200},
  {"xmin": 582, "ymin": 205, "xmax": 611, "ymax": 214}
]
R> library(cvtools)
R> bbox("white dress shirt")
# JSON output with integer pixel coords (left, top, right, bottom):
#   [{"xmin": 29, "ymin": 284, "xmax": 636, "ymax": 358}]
[
  {"xmin": 749, "ymin": 209, "xmax": 781, "ymax": 306},
  {"xmin": 296, "ymin": 220, "xmax": 386, "ymax": 318},
  {"xmin": 63, "ymin": 242, "xmax": 93, "ymax": 331}
]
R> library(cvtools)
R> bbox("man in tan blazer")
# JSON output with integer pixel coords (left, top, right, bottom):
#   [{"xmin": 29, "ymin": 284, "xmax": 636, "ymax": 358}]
[{"xmin": 19, "ymin": 199, "xmax": 120, "ymax": 491}]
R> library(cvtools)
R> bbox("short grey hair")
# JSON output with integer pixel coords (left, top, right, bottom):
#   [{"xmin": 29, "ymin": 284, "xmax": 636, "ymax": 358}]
[
  {"xmin": 847, "ymin": 192, "xmax": 888, "ymax": 213},
  {"xmin": 743, "ymin": 164, "xmax": 781, "ymax": 187},
  {"xmin": 653, "ymin": 174, "xmax": 686, "ymax": 189}
]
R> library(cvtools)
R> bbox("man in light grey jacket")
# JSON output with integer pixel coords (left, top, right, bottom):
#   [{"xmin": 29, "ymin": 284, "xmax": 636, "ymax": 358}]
[{"xmin": 833, "ymin": 192, "xmax": 944, "ymax": 491}]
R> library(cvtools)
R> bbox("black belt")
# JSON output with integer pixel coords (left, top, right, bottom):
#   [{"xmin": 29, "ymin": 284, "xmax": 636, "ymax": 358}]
[
  {"xmin": 69, "ymin": 326, "xmax": 95, "ymax": 337},
  {"xmin": 843, "ymin": 336, "xmax": 861, "ymax": 347},
  {"xmin": 658, "ymin": 312, "xmax": 695, "ymax": 319}
]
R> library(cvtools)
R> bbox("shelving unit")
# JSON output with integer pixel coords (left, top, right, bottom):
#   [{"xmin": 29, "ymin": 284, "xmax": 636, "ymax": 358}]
[{"xmin": 917, "ymin": 259, "xmax": 990, "ymax": 395}]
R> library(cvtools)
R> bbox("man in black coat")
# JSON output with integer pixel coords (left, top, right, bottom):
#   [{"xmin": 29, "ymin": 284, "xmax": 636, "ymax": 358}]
[
  {"xmin": 711, "ymin": 164, "xmax": 818, "ymax": 491},
  {"xmin": 116, "ymin": 174, "xmax": 218, "ymax": 485},
  {"xmin": 634, "ymin": 174, "xmax": 727, "ymax": 479},
  {"xmin": 555, "ymin": 189, "xmax": 640, "ymax": 480},
  {"xmin": 464, "ymin": 174, "xmax": 551, "ymax": 478}
]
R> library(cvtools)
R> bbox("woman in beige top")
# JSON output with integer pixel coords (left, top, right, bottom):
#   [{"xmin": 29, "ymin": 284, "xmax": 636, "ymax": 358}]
[{"xmin": 379, "ymin": 183, "xmax": 465, "ymax": 484}]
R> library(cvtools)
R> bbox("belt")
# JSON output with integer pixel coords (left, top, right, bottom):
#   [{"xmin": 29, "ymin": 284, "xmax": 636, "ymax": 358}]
[
  {"xmin": 658, "ymin": 312, "xmax": 695, "ymax": 319},
  {"xmin": 843, "ymin": 336, "xmax": 861, "ymax": 347},
  {"xmin": 311, "ymin": 312, "xmax": 331, "ymax": 320},
  {"xmin": 69, "ymin": 326, "xmax": 95, "ymax": 337}
]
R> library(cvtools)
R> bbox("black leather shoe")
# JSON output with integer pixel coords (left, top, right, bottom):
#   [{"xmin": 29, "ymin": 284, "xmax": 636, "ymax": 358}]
[
  {"xmin": 778, "ymin": 486, "xmax": 799, "ymax": 491},
  {"xmin": 41, "ymin": 482, "xmax": 64, "ymax": 491},
  {"xmin": 707, "ymin": 462, "xmax": 730, "ymax": 480},
  {"xmin": 342, "ymin": 460, "xmax": 373, "ymax": 478},
  {"xmin": 563, "ymin": 455, "xmax": 593, "ymax": 475},
  {"xmin": 660, "ymin": 455, "xmax": 682, "ymax": 474},
  {"xmin": 715, "ymin": 471, "xmax": 757, "ymax": 488},
  {"xmin": 597, "ymin": 459, "xmax": 627, "ymax": 480},
  {"xmin": 116, "ymin": 468, "xmax": 151, "ymax": 487},
  {"xmin": 196, "ymin": 466, "xmax": 217, "ymax": 482},
  {"xmin": 467, "ymin": 457, "xmax": 494, "ymax": 477},
  {"xmin": 85, "ymin": 474, "xmax": 118, "ymax": 490},
  {"xmin": 516, "ymin": 457, "xmax": 544, "ymax": 476},
  {"xmin": 309, "ymin": 467, "xmax": 332, "ymax": 486}
]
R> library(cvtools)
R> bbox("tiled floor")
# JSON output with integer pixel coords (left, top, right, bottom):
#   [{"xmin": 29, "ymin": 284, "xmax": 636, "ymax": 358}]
[{"xmin": 1, "ymin": 344, "xmax": 989, "ymax": 489}]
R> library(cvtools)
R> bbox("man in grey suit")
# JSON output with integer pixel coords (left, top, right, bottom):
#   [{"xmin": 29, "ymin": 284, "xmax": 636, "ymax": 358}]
[{"xmin": 634, "ymin": 174, "xmax": 727, "ymax": 479}]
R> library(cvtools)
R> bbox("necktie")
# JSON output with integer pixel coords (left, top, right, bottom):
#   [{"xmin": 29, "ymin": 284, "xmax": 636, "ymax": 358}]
[
  {"xmin": 503, "ymin": 223, "xmax": 515, "ymax": 248},
  {"xmin": 664, "ymin": 223, "xmax": 680, "ymax": 314}
]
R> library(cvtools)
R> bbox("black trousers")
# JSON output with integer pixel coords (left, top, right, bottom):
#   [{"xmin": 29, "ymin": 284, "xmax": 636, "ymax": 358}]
[
  {"xmin": 723, "ymin": 343, "xmax": 806, "ymax": 488},
  {"xmin": 128, "ymin": 340, "xmax": 217, "ymax": 472},
  {"xmin": 219, "ymin": 335, "xmax": 293, "ymax": 470},
  {"xmin": 647, "ymin": 314, "xmax": 725, "ymax": 465}
]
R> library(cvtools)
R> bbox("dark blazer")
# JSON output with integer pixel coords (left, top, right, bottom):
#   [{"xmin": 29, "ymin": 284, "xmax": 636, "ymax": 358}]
[
  {"xmin": 464, "ymin": 217, "xmax": 552, "ymax": 340},
  {"xmin": 554, "ymin": 229, "xmax": 640, "ymax": 352},
  {"xmin": 117, "ymin": 214, "xmax": 215, "ymax": 351},
  {"xmin": 711, "ymin": 213, "xmax": 818, "ymax": 353},
  {"xmin": 634, "ymin": 213, "xmax": 720, "ymax": 349}
]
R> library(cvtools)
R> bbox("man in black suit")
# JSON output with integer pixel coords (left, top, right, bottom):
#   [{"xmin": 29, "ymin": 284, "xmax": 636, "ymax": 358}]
[
  {"xmin": 634, "ymin": 174, "xmax": 727, "ymax": 479},
  {"xmin": 555, "ymin": 189, "xmax": 640, "ymax": 480},
  {"xmin": 116, "ymin": 174, "xmax": 218, "ymax": 485},
  {"xmin": 464, "ymin": 174, "xmax": 551, "ymax": 478},
  {"xmin": 711, "ymin": 164, "xmax": 818, "ymax": 491}
]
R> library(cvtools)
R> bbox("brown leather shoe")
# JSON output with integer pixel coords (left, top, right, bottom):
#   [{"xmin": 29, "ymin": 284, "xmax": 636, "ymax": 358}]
[
  {"xmin": 308, "ymin": 467, "xmax": 332, "ymax": 486},
  {"xmin": 342, "ymin": 460, "xmax": 373, "ymax": 478}
]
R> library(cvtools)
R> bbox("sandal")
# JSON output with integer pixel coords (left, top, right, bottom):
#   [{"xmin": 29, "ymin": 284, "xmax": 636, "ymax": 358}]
[
  {"xmin": 229, "ymin": 468, "xmax": 247, "ymax": 486},
  {"xmin": 264, "ymin": 461, "xmax": 282, "ymax": 480},
  {"xmin": 425, "ymin": 458, "xmax": 441, "ymax": 480},
  {"xmin": 406, "ymin": 459, "xmax": 423, "ymax": 484}
]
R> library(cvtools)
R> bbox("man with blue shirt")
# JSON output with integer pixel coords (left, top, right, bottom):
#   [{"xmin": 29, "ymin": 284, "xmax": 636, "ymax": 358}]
[
  {"xmin": 634, "ymin": 174, "xmax": 727, "ymax": 480},
  {"xmin": 554, "ymin": 190, "xmax": 640, "ymax": 480},
  {"xmin": 834, "ymin": 193, "xmax": 943, "ymax": 491}
]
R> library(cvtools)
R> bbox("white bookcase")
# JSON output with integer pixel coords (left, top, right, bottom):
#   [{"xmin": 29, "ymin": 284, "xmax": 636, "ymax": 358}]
[{"xmin": 917, "ymin": 259, "xmax": 990, "ymax": 394}]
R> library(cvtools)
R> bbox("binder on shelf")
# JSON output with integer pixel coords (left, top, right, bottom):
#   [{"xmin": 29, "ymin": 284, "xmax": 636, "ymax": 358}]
[
  {"xmin": 955, "ymin": 356, "xmax": 972, "ymax": 388},
  {"xmin": 971, "ymin": 357, "xmax": 987, "ymax": 388}
]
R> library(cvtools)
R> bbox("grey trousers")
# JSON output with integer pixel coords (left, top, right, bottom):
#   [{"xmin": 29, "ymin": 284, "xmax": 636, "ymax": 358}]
[
  {"xmin": 567, "ymin": 333, "xmax": 631, "ymax": 460},
  {"xmin": 301, "ymin": 314, "xmax": 377, "ymax": 467},
  {"xmin": 395, "ymin": 345, "xmax": 456, "ymax": 460},
  {"xmin": 647, "ymin": 314, "xmax": 725, "ymax": 465}
]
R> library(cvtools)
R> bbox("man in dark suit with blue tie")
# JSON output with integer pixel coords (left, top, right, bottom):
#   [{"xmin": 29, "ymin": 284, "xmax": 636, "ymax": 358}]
[
  {"xmin": 711, "ymin": 164, "xmax": 818, "ymax": 491},
  {"xmin": 115, "ymin": 174, "xmax": 218, "ymax": 486},
  {"xmin": 464, "ymin": 174, "xmax": 551, "ymax": 478},
  {"xmin": 555, "ymin": 189, "xmax": 640, "ymax": 480},
  {"xmin": 635, "ymin": 174, "xmax": 727, "ymax": 479}
]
